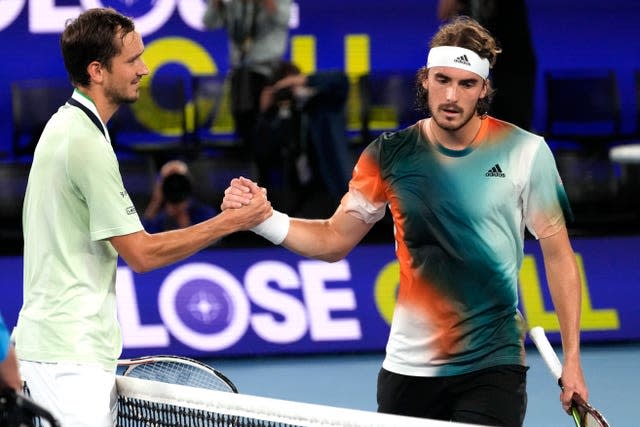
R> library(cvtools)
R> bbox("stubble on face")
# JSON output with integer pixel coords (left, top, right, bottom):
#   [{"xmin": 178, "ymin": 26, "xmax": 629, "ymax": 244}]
[
  {"xmin": 429, "ymin": 100, "xmax": 477, "ymax": 132},
  {"xmin": 104, "ymin": 31, "xmax": 145, "ymax": 106}
]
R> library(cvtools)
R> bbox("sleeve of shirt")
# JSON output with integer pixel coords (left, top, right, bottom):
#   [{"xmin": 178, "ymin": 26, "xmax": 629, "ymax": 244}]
[
  {"xmin": 67, "ymin": 128, "xmax": 143, "ymax": 241},
  {"xmin": 268, "ymin": 0, "xmax": 292, "ymax": 27},
  {"xmin": 523, "ymin": 140, "xmax": 573, "ymax": 239},
  {"xmin": 0, "ymin": 314, "xmax": 9, "ymax": 362},
  {"xmin": 340, "ymin": 141, "xmax": 388, "ymax": 224}
]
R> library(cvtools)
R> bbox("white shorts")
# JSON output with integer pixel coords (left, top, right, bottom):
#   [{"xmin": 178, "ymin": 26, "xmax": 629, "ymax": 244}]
[{"xmin": 19, "ymin": 360, "xmax": 117, "ymax": 427}]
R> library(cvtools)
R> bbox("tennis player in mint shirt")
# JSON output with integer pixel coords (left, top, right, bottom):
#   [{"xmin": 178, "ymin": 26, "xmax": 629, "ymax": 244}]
[
  {"xmin": 222, "ymin": 16, "xmax": 589, "ymax": 427},
  {"xmin": 12, "ymin": 7, "xmax": 271, "ymax": 427}
]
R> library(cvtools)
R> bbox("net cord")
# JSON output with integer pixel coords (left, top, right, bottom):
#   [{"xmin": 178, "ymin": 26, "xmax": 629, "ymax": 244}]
[{"xmin": 116, "ymin": 375, "xmax": 484, "ymax": 427}]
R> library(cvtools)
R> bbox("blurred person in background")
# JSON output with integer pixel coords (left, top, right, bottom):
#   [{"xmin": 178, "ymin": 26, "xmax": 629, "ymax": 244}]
[
  {"xmin": 255, "ymin": 60, "xmax": 352, "ymax": 210},
  {"xmin": 203, "ymin": 0, "xmax": 292, "ymax": 167},
  {"xmin": 143, "ymin": 160, "xmax": 217, "ymax": 235},
  {"xmin": 437, "ymin": 0, "xmax": 537, "ymax": 131}
]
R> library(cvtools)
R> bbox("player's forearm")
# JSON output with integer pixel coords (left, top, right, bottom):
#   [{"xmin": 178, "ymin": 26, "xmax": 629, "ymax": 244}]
[
  {"xmin": 153, "ymin": 218, "xmax": 232, "ymax": 262},
  {"xmin": 543, "ymin": 248, "xmax": 582, "ymax": 360},
  {"xmin": 550, "ymin": 284, "xmax": 581, "ymax": 360},
  {"xmin": 282, "ymin": 218, "xmax": 351, "ymax": 262},
  {"xmin": 115, "ymin": 212, "xmax": 240, "ymax": 273}
]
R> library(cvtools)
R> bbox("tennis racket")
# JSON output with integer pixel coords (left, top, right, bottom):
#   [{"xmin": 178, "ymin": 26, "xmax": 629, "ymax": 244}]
[
  {"xmin": 529, "ymin": 327, "xmax": 610, "ymax": 427},
  {"xmin": 118, "ymin": 355, "xmax": 238, "ymax": 393}
]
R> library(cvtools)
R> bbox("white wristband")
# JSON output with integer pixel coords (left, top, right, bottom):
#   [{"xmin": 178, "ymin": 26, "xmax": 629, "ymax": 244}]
[{"xmin": 251, "ymin": 210, "xmax": 290, "ymax": 245}]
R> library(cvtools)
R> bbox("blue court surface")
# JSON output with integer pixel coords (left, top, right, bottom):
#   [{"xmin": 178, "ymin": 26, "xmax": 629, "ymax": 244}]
[{"xmin": 205, "ymin": 343, "xmax": 637, "ymax": 426}]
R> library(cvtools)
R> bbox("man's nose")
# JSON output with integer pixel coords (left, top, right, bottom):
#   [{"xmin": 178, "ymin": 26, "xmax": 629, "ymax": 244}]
[{"xmin": 445, "ymin": 85, "xmax": 458, "ymax": 102}]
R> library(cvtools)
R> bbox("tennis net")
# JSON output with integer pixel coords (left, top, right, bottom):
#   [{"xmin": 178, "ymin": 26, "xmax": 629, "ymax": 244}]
[{"xmin": 116, "ymin": 375, "xmax": 484, "ymax": 427}]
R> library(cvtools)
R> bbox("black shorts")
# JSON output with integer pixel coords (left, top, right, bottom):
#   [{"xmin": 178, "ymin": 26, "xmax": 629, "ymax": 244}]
[{"xmin": 377, "ymin": 364, "xmax": 528, "ymax": 427}]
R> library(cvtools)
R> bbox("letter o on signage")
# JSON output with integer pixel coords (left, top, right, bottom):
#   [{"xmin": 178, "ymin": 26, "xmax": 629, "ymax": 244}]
[
  {"xmin": 81, "ymin": 0, "xmax": 176, "ymax": 35},
  {"xmin": 158, "ymin": 263, "xmax": 250, "ymax": 351},
  {"xmin": 0, "ymin": 0, "xmax": 25, "ymax": 31}
]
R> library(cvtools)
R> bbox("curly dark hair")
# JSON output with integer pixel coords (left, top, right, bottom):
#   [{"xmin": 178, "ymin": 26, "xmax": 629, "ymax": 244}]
[
  {"xmin": 416, "ymin": 16, "xmax": 502, "ymax": 117},
  {"xmin": 61, "ymin": 8, "xmax": 136, "ymax": 87}
]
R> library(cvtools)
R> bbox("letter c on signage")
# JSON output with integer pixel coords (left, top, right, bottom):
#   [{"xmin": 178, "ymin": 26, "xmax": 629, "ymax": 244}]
[{"xmin": 373, "ymin": 261, "xmax": 400, "ymax": 325}]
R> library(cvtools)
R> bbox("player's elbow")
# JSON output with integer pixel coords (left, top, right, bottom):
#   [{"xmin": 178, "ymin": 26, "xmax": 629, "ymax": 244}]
[
  {"xmin": 313, "ymin": 243, "xmax": 352, "ymax": 263},
  {"xmin": 321, "ymin": 250, "xmax": 349, "ymax": 263},
  {"xmin": 111, "ymin": 231, "xmax": 157, "ymax": 273},
  {"xmin": 122, "ymin": 254, "xmax": 153, "ymax": 274}
]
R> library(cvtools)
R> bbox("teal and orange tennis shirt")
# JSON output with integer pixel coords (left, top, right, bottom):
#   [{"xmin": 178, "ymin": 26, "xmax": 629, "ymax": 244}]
[{"xmin": 341, "ymin": 117, "xmax": 572, "ymax": 377}]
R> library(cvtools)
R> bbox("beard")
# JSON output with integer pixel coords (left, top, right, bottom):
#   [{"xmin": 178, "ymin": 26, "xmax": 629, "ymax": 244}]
[
  {"xmin": 106, "ymin": 84, "xmax": 139, "ymax": 105},
  {"xmin": 429, "ymin": 101, "xmax": 478, "ymax": 132}
]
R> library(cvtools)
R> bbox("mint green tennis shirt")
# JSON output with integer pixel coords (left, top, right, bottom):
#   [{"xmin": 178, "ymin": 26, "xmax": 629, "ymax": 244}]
[{"xmin": 14, "ymin": 90, "xmax": 143, "ymax": 371}]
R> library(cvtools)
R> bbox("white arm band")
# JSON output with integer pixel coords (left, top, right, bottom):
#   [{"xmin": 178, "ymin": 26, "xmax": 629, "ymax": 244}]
[{"xmin": 251, "ymin": 210, "xmax": 290, "ymax": 245}]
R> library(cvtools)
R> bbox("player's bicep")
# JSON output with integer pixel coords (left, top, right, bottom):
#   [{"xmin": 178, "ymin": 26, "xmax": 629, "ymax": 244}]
[{"xmin": 329, "ymin": 205, "xmax": 375, "ymax": 247}]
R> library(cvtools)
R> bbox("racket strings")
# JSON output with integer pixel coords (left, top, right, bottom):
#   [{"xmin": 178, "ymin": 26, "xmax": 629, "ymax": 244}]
[
  {"xmin": 124, "ymin": 361, "xmax": 237, "ymax": 393},
  {"xmin": 572, "ymin": 399, "xmax": 610, "ymax": 427}
]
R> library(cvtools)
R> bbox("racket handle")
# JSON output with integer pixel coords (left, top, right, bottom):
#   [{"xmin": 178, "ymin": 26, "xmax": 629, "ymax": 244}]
[{"xmin": 529, "ymin": 326, "xmax": 563, "ymax": 381}]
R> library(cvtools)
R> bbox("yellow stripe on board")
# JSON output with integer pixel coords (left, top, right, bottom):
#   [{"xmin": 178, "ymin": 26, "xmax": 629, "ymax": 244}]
[
  {"xmin": 291, "ymin": 35, "xmax": 316, "ymax": 74},
  {"xmin": 344, "ymin": 34, "xmax": 370, "ymax": 77}
]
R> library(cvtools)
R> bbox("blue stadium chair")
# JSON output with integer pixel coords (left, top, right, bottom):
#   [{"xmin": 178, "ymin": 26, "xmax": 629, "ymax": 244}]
[
  {"xmin": 108, "ymin": 75, "xmax": 194, "ymax": 170},
  {"xmin": 10, "ymin": 78, "xmax": 72, "ymax": 158},
  {"xmin": 544, "ymin": 69, "xmax": 631, "ymax": 229},
  {"xmin": 190, "ymin": 74, "xmax": 242, "ymax": 155}
]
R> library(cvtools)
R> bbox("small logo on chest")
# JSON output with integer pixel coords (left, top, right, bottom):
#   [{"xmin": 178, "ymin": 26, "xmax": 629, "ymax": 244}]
[{"xmin": 485, "ymin": 164, "xmax": 506, "ymax": 178}]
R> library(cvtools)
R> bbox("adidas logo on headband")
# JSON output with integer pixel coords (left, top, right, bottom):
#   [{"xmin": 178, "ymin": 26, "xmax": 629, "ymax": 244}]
[{"xmin": 453, "ymin": 55, "xmax": 471, "ymax": 66}]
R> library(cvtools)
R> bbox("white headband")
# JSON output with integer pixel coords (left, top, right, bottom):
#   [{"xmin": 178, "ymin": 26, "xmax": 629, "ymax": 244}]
[{"xmin": 426, "ymin": 46, "xmax": 490, "ymax": 79}]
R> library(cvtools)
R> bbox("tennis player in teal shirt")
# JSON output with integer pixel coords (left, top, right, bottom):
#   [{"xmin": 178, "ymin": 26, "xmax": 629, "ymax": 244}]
[{"xmin": 222, "ymin": 16, "xmax": 589, "ymax": 427}]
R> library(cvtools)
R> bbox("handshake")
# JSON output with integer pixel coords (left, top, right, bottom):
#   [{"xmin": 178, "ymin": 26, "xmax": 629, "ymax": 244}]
[{"xmin": 221, "ymin": 177, "xmax": 290, "ymax": 245}]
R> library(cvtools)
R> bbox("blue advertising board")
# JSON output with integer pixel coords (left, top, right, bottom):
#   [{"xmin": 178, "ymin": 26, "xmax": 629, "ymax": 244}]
[
  {"xmin": 1, "ymin": 236, "xmax": 638, "ymax": 359},
  {"xmin": 1, "ymin": 0, "xmax": 640, "ymax": 155}
]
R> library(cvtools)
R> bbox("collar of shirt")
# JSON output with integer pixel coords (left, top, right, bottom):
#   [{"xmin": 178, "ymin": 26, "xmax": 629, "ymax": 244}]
[{"xmin": 71, "ymin": 89, "xmax": 111, "ymax": 145}]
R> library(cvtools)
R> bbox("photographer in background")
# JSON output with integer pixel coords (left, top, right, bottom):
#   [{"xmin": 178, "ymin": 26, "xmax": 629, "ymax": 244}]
[
  {"xmin": 202, "ymin": 0, "xmax": 292, "ymax": 165},
  {"xmin": 143, "ymin": 160, "xmax": 218, "ymax": 236},
  {"xmin": 255, "ymin": 61, "xmax": 352, "ymax": 212}
]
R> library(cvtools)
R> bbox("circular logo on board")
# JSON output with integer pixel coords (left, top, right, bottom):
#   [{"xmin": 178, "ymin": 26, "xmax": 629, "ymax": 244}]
[
  {"xmin": 158, "ymin": 263, "xmax": 250, "ymax": 351},
  {"xmin": 175, "ymin": 279, "xmax": 233, "ymax": 334}
]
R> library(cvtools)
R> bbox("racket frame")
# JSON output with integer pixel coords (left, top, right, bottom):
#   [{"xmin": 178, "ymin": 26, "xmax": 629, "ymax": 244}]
[
  {"xmin": 528, "ymin": 326, "xmax": 610, "ymax": 427},
  {"xmin": 118, "ymin": 354, "xmax": 238, "ymax": 393}
]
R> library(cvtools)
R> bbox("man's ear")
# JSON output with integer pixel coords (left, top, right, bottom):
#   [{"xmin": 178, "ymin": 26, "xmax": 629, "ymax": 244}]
[
  {"xmin": 86, "ymin": 61, "xmax": 103, "ymax": 84},
  {"xmin": 480, "ymin": 79, "xmax": 489, "ymax": 99}
]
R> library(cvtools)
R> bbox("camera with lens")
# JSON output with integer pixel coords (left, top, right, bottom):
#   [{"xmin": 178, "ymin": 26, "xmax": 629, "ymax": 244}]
[{"xmin": 273, "ymin": 87, "xmax": 294, "ymax": 103}]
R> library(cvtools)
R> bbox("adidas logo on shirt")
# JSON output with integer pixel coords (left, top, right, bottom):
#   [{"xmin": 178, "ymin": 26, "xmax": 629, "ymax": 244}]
[
  {"xmin": 453, "ymin": 55, "xmax": 471, "ymax": 66},
  {"xmin": 485, "ymin": 164, "xmax": 506, "ymax": 178}
]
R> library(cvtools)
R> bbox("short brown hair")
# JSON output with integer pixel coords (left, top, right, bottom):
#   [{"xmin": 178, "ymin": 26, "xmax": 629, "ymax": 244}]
[{"xmin": 61, "ymin": 8, "xmax": 136, "ymax": 87}]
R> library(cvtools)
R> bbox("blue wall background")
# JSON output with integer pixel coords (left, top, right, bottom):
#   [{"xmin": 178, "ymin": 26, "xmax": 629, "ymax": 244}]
[{"xmin": 0, "ymin": 0, "xmax": 639, "ymax": 156}]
